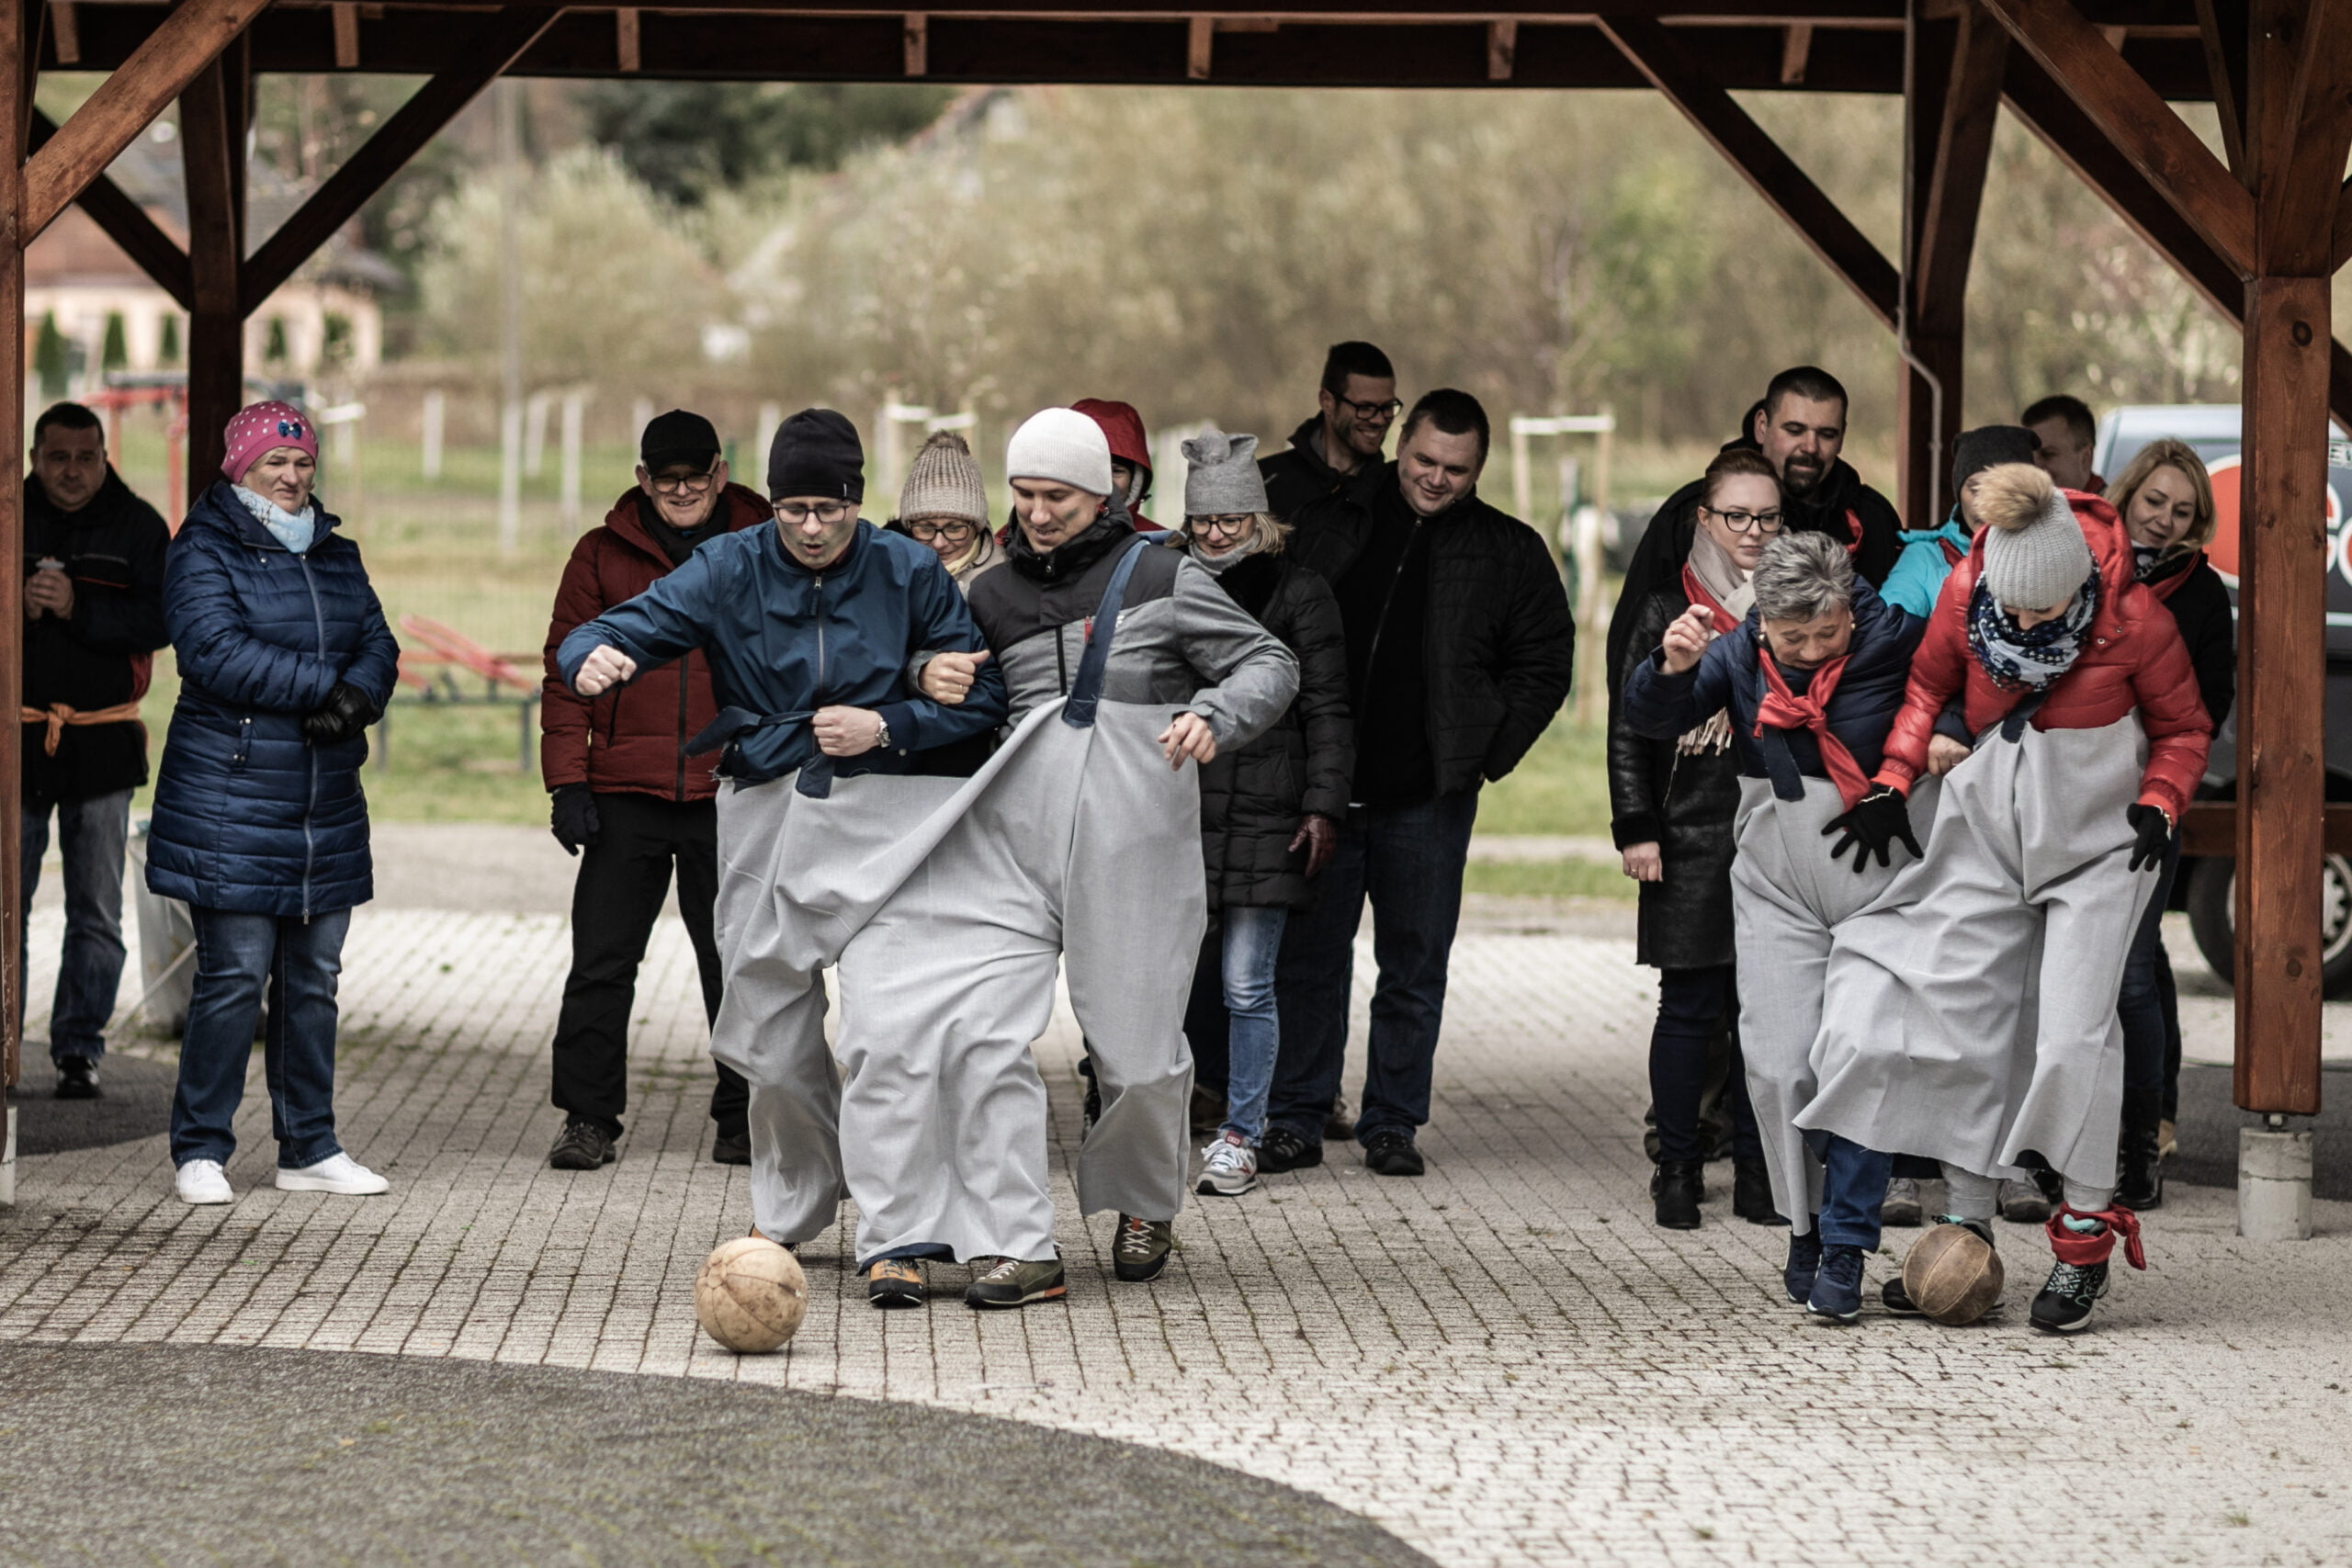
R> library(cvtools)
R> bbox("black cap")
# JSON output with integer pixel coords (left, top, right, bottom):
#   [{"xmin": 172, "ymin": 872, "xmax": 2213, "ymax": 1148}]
[
  {"xmin": 640, "ymin": 409, "xmax": 721, "ymax": 473},
  {"xmin": 767, "ymin": 408, "xmax": 865, "ymax": 503},
  {"xmin": 1952, "ymin": 424, "xmax": 2039, "ymax": 495}
]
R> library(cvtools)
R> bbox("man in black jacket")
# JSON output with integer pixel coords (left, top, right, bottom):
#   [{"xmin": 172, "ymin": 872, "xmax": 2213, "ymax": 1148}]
[
  {"xmin": 1261, "ymin": 389, "xmax": 1576, "ymax": 1177},
  {"xmin": 1259, "ymin": 341, "xmax": 1399, "ymax": 522},
  {"xmin": 18, "ymin": 402, "xmax": 170, "ymax": 1099}
]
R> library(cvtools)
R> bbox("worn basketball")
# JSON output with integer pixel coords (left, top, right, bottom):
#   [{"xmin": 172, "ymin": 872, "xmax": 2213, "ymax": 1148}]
[
  {"xmin": 1901, "ymin": 1222, "xmax": 2005, "ymax": 1325},
  {"xmin": 695, "ymin": 1235, "xmax": 808, "ymax": 1352}
]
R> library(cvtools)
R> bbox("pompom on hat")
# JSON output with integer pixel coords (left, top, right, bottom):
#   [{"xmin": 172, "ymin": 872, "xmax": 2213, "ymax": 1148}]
[
  {"xmin": 1974, "ymin": 461, "xmax": 2096, "ymax": 612},
  {"xmin": 221, "ymin": 400, "xmax": 318, "ymax": 482}
]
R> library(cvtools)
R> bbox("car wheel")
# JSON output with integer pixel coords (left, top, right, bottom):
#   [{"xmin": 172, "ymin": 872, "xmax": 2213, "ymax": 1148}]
[{"xmin": 2183, "ymin": 852, "xmax": 2352, "ymax": 996}]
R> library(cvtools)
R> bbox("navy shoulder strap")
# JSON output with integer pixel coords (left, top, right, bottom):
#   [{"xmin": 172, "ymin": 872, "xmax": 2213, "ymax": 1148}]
[{"xmin": 1062, "ymin": 536, "xmax": 1157, "ymax": 730}]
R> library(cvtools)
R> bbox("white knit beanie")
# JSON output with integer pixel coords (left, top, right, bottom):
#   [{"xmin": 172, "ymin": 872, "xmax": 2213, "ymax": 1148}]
[
  {"xmin": 1975, "ymin": 462, "xmax": 2096, "ymax": 611},
  {"xmin": 898, "ymin": 431, "xmax": 988, "ymax": 525},
  {"xmin": 1005, "ymin": 408, "xmax": 1113, "ymax": 497}
]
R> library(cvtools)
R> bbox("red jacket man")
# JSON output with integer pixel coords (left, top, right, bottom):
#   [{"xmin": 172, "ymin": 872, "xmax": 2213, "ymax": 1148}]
[{"xmin": 537, "ymin": 410, "xmax": 766, "ymax": 1171}]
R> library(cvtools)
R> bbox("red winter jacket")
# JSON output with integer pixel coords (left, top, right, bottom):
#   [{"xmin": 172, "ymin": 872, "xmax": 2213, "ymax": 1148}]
[
  {"xmin": 539, "ymin": 483, "xmax": 769, "ymax": 801},
  {"xmin": 1875, "ymin": 491, "xmax": 2212, "ymax": 821},
  {"xmin": 1072, "ymin": 397, "xmax": 1159, "ymax": 532}
]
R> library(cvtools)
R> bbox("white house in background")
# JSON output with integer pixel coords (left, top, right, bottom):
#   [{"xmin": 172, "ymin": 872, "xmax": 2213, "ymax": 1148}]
[{"xmin": 21, "ymin": 128, "xmax": 396, "ymax": 387}]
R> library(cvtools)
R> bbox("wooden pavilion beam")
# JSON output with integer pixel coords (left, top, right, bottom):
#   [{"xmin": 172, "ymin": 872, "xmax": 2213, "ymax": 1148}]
[
  {"xmin": 1898, "ymin": 0, "xmax": 2004, "ymax": 525},
  {"xmin": 0, "ymin": 0, "xmax": 23, "ymax": 1096},
  {"xmin": 243, "ymin": 6, "xmax": 564, "ymax": 310},
  {"xmin": 1978, "ymin": 0, "xmax": 2254, "ymax": 275},
  {"xmin": 2191, "ymin": 0, "xmax": 2248, "ymax": 174},
  {"xmin": 1599, "ymin": 13, "xmax": 1900, "ymax": 329},
  {"xmin": 20, "ymin": 0, "xmax": 268, "ymax": 242},
  {"xmin": 28, "ymin": 108, "xmax": 190, "ymax": 310},
  {"xmin": 2248, "ymin": 0, "xmax": 2352, "ymax": 276},
  {"xmin": 179, "ymin": 41, "xmax": 247, "ymax": 504}
]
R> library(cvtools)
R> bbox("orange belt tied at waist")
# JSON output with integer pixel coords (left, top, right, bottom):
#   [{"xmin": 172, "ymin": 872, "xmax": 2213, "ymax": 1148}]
[{"xmin": 20, "ymin": 701, "xmax": 144, "ymax": 755}]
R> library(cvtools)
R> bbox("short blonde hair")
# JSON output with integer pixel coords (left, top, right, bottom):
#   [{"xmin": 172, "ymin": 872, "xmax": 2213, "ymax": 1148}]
[{"xmin": 2105, "ymin": 438, "xmax": 2217, "ymax": 559}]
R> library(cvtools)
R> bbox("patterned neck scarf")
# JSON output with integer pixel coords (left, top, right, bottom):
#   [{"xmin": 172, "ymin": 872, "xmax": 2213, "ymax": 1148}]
[
  {"xmin": 1966, "ymin": 573, "xmax": 2098, "ymax": 693},
  {"xmin": 232, "ymin": 484, "xmax": 318, "ymax": 555}
]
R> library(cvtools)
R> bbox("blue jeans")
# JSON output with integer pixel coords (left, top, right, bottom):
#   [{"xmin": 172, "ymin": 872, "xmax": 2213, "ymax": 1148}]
[
  {"xmin": 1217, "ymin": 905, "xmax": 1288, "ymax": 1144},
  {"xmin": 1269, "ymin": 791, "xmax": 1479, "ymax": 1146},
  {"xmin": 2117, "ymin": 829, "xmax": 2183, "ymax": 1111},
  {"xmin": 1804, "ymin": 1129, "xmax": 1894, "ymax": 1249},
  {"xmin": 18, "ymin": 789, "xmax": 132, "ymax": 1064},
  {"xmin": 169, "ymin": 906, "xmax": 352, "ymax": 1169}
]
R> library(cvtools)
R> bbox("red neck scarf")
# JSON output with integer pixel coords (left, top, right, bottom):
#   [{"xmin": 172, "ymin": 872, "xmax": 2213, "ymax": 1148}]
[
  {"xmin": 1753, "ymin": 649, "xmax": 1871, "ymax": 807},
  {"xmin": 1680, "ymin": 562, "xmax": 1734, "ymax": 631}
]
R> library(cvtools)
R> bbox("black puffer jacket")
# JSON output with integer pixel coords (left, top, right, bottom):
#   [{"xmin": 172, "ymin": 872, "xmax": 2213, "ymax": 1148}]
[
  {"xmin": 20, "ymin": 469, "xmax": 170, "ymax": 807},
  {"xmin": 1608, "ymin": 584, "xmax": 1740, "ymax": 971},
  {"xmin": 1194, "ymin": 547, "xmax": 1353, "ymax": 908},
  {"xmin": 1289, "ymin": 463, "xmax": 1576, "ymax": 795},
  {"xmin": 2142, "ymin": 547, "xmax": 2235, "ymax": 729}
]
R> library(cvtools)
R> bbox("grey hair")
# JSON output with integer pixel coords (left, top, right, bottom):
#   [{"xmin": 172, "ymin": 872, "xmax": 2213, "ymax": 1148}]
[{"xmin": 1750, "ymin": 530, "xmax": 1855, "ymax": 623}]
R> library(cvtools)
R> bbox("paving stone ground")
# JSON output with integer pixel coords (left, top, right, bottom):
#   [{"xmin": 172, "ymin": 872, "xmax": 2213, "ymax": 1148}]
[{"xmin": 5, "ymin": 888, "xmax": 2352, "ymax": 1565}]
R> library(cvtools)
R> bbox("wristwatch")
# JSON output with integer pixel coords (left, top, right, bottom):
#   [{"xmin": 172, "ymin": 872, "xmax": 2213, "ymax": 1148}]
[{"xmin": 875, "ymin": 716, "xmax": 892, "ymax": 751}]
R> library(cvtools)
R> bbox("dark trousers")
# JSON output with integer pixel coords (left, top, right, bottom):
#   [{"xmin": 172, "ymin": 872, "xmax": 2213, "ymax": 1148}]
[
  {"xmin": 550, "ymin": 792, "xmax": 746, "ymax": 1138},
  {"xmin": 2118, "ymin": 828, "xmax": 2185, "ymax": 1123},
  {"xmin": 1650, "ymin": 963, "xmax": 1760, "ymax": 1166},
  {"xmin": 170, "ymin": 906, "xmax": 350, "ymax": 1168},
  {"xmin": 18, "ymin": 788, "xmax": 132, "ymax": 1064},
  {"xmin": 1268, "ymin": 791, "xmax": 1479, "ymax": 1146}
]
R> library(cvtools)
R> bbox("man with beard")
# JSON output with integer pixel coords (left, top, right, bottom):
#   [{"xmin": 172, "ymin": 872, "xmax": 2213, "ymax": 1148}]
[{"xmin": 1260, "ymin": 342, "xmax": 1399, "ymax": 521}]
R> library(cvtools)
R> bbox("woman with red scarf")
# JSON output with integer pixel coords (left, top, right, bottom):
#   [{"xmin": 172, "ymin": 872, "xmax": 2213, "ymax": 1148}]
[
  {"xmin": 1608, "ymin": 447, "xmax": 1782, "ymax": 1231},
  {"xmin": 1622, "ymin": 531, "xmax": 1930, "ymax": 1320}
]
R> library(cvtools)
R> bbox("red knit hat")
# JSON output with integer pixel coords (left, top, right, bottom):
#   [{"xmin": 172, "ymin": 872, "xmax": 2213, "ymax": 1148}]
[{"xmin": 221, "ymin": 400, "xmax": 318, "ymax": 482}]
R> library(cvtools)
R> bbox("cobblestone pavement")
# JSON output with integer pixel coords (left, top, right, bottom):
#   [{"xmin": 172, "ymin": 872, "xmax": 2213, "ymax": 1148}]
[{"xmin": 5, "ymin": 900, "xmax": 2352, "ymax": 1566}]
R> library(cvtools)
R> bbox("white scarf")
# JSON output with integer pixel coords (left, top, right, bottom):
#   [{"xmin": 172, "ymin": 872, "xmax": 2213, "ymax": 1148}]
[{"xmin": 1675, "ymin": 529, "xmax": 1753, "ymax": 755}]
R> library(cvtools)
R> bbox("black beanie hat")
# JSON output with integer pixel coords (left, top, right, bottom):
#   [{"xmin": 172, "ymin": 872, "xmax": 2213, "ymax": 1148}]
[
  {"xmin": 767, "ymin": 409, "xmax": 865, "ymax": 503},
  {"xmin": 1951, "ymin": 424, "xmax": 2039, "ymax": 496},
  {"xmin": 640, "ymin": 409, "xmax": 721, "ymax": 472}
]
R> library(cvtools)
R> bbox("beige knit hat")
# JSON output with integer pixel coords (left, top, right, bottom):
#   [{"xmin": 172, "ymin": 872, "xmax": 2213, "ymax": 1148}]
[{"xmin": 898, "ymin": 430, "xmax": 988, "ymax": 525}]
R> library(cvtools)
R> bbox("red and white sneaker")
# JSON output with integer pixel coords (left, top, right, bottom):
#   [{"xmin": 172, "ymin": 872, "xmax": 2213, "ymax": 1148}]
[{"xmin": 1196, "ymin": 1132, "xmax": 1259, "ymax": 1196}]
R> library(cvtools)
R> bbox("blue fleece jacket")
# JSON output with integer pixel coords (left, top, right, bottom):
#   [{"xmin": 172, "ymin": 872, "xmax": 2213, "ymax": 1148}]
[
  {"xmin": 556, "ymin": 520, "xmax": 1005, "ymax": 785},
  {"xmin": 1880, "ymin": 515, "xmax": 1972, "ymax": 618}
]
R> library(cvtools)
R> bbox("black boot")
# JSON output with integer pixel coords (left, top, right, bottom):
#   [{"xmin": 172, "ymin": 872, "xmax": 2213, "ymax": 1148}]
[
  {"xmin": 1654, "ymin": 1159, "xmax": 1703, "ymax": 1230},
  {"xmin": 1732, "ymin": 1158, "xmax": 1785, "ymax": 1225},
  {"xmin": 2115, "ymin": 1086, "xmax": 2165, "ymax": 1211}
]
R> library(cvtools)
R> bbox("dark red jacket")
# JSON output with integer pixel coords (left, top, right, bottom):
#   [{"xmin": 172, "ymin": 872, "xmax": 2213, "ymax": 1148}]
[
  {"xmin": 1072, "ymin": 398, "xmax": 1159, "ymax": 532},
  {"xmin": 1876, "ymin": 491, "xmax": 2212, "ymax": 821},
  {"xmin": 540, "ymin": 483, "xmax": 768, "ymax": 801}
]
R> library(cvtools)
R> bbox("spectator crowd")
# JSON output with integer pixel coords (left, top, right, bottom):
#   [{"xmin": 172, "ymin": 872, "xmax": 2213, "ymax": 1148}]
[{"xmin": 18, "ymin": 350, "xmax": 2221, "ymax": 1334}]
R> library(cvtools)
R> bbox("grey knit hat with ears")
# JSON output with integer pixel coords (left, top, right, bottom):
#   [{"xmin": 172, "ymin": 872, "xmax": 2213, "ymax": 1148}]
[
  {"xmin": 898, "ymin": 430, "xmax": 988, "ymax": 525},
  {"xmin": 1182, "ymin": 430, "xmax": 1268, "ymax": 515}
]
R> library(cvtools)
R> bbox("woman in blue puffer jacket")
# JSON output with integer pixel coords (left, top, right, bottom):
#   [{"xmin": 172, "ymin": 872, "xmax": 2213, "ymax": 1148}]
[{"xmin": 150, "ymin": 401, "xmax": 401, "ymax": 1207}]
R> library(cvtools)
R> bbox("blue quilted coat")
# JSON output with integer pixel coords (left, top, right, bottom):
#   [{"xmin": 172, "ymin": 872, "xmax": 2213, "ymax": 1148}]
[{"xmin": 146, "ymin": 481, "xmax": 401, "ymax": 917}]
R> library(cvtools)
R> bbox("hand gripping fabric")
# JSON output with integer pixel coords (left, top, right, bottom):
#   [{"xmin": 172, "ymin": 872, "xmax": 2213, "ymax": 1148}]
[{"xmin": 1060, "ymin": 535, "xmax": 1157, "ymax": 731}]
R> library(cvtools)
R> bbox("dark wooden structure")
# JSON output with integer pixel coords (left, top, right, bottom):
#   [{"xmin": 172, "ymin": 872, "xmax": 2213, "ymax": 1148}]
[{"xmin": 0, "ymin": 0, "xmax": 2342, "ymax": 1127}]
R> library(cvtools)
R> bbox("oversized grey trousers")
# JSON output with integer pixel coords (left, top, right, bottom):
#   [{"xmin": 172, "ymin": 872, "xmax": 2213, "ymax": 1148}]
[
  {"xmin": 1731, "ymin": 774, "xmax": 1938, "ymax": 1237},
  {"xmin": 708, "ymin": 699, "xmax": 1205, "ymax": 1264},
  {"xmin": 1795, "ymin": 716, "xmax": 2157, "ymax": 1193}
]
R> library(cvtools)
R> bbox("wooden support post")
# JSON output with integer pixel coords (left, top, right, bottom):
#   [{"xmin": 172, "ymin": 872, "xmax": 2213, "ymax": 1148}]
[
  {"xmin": 47, "ymin": 0, "xmax": 74, "ymax": 66},
  {"xmin": 180, "ymin": 49, "xmax": 245, "ymax": 505},
  {"xmin": 1186, "ymin": 15, "xmax": 1212, "ymax": 80},
  {"xmin": 1898, "ymin": 0, "xmax": 2003, "ymax": 526},
  {"xmin": 332, "ymin": 3, "xmax": 359, "ymax": 69},
  {"xmin": 616, "ymin": 7, "xmax": 639, "ymax": 72},
  {"xmin": 901, "ymin": 12, "xmax": 924, "ymax": 77},
  {"xmin": 0, "ymin": 0, "xmax": 24, "ymax": 1096},
  {"xmin": 1780, "ymin": 22, "xmax": 1814, "ymax": 85},
  {"xmin": 1487, "ymin": 19, "xmax": 1516, "ymax": 82}
]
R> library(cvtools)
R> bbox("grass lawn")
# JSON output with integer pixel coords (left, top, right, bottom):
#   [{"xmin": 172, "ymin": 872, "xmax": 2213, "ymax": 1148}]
[
  {"xmin": 1473, "ymin": 718, "xmax": 1612, "ymax": 839},
  {"xmin": 1462, "ymin": 858, "xmax": 1633, "ymax": 900}
]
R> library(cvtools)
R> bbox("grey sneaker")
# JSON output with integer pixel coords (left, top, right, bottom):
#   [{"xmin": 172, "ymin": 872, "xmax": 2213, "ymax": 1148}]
[
  {"xmin": 1998, "ymin": 1178, "xmax": 2052, "ymax": 1224},
  {"xmin": 964, "ymin": 1256, "xmax": 1067, "ymax": 1310},
  {"xmin": 1112, "ymin": 1215, "xmax": 1173, "ymax": 1281},
  {"xmin": 1882, "ymin": 1177, "xmax": 1924, "ymax": 1226},
  {"xmin": 1196, "ymin": 1134, "xmax": 1259, "ymax": 1197}
]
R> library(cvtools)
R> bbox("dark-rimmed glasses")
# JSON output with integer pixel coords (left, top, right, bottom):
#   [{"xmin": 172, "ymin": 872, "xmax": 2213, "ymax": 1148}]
[
  {"xmin": 1335, "ymin": 394, "xmax": 1404, "ymax": 423},
  {"xmin": 1188, "ymin": 514, "xmax": 1254, "ymax": 540},
  {"xmin": 648, "ymin": 466, "xmax": 719, "ymax": 495},
  {"xmin": 1702, "ymin": 504, "xmax": 1783, "ymax": 535},
  {"xmin": 907, "ymin": 518, "xmax": 978, "ymax": 544},
  {"xmin": 776, "ymin": 501, "xmax": 853, "ymax": 525}
]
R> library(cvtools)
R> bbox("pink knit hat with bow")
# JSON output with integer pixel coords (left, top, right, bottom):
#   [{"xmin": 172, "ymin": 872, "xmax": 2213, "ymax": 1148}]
[{"xmin": 221, "ymin": 400, "xmax": 318, "ymax": 482}]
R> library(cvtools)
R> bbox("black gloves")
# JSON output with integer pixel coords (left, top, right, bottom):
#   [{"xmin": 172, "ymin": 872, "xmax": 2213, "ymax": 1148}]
[
  {"xmin": 302, "ymin": 681, "xmax": 379, "ymax": 745},
  {"xmin": 550, "ymin": 784, "xmax": 600, "ymax": 857},
  {"xmin": 1822, "ymin": 786, "xmax": 1922, "ymax": 873},
  {"xmin": 1288, "ymin": 813, "xmax": 1339, "ymax": 879},
  {"xmin": 2126, "ymin": 803, "xmax": 2173, "ymax": 872}
]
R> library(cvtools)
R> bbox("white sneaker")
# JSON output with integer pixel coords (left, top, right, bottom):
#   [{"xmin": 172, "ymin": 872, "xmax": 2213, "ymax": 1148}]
[
  {"xmin": 1196, "ymin": 1133, "xmax": 1259, "ymax": 1196},
  {"xmin": 175, "ymin": 1158, "xmax": 233, "ymax": 1205},
  {"xmin": 275, "ymin": 1152, "xmax": 390, "ymax": 1196}
]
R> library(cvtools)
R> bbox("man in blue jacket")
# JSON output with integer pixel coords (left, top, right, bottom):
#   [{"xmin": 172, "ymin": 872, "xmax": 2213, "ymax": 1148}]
[
  {"xmin": 1622, "ymin": 531, "xmax": 1928, "ymax": 1325},
  {"xmin": 560, "ymin": 409, "xmax": 1008, "ymax": 1295}
]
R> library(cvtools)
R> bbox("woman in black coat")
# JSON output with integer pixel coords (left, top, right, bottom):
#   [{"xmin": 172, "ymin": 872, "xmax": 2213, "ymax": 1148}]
[
  {"xmin": 1606, "ymin": 447, "xmax": 1781, "ymax": 1230},
  {"xmin": 1178, "ymin": 433, "xmax": 1352, "ymax": 1200},
  {"xmin": 2106, "ymin": 438, "xmax": 2234, "ymax": 1210}
]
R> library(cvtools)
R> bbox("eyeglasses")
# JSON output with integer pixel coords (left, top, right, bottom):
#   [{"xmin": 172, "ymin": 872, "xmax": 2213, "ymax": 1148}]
[
  {"xmin": 1703, "ymin": 505, "xmax": 1783, "ymax": 535},
  {"xmin": 775, "ymin": 501, "xmax": 853, "ymax": 525},
  {"xmin": 1189, "ymin": 514, "xmax": 1254, "ymax": 538},
  {"xmin": 649, "ymin": 466, "xmax": 719, "ymax": 495},
  {"xmin": 1335, "ymin": 394, "xmax": 1403, "ymax": 423},
  {"xmin": 906, "ymin": 519, "xmax": 978, "ymax": 543}
]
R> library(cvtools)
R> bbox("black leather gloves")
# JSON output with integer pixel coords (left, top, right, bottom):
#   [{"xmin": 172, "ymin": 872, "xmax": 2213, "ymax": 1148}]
[
  {"xmin": 550, "ymin": 783, "xmax": 600, "ymax": 857},
  {"xmin": 302, "ymin": 681, "xmax": 379, "ymax": 745},
  {"xmin": 1288, "ymin": 813, "xmax": 1339, "ymax": 879},
  {"xmin": 1822, "ymin": 786, "xmax": 1923, "ymax": 873},
  {"xmin": 2126, "ymin": 803, "xmax": 2173, "ymax": 872}
]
